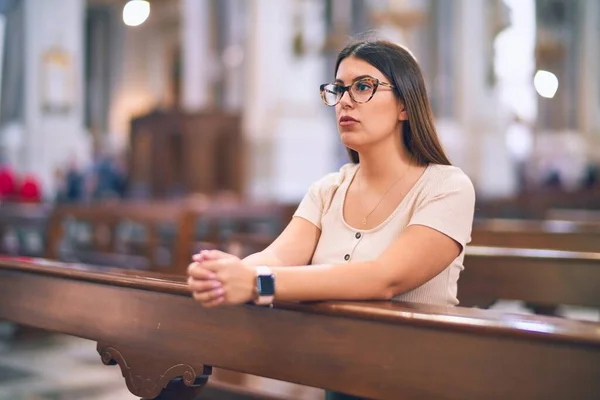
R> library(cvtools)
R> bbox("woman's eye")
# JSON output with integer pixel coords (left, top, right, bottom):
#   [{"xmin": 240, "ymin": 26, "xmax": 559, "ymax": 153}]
[{"xmin": 356, "ymin": 82, "xmax": 372, "ymax": 92}]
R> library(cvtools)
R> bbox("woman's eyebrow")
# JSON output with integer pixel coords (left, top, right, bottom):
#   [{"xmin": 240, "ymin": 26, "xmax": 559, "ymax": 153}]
[{"xmin": 334, "ymin": 75, "xmax": 374, "ymax": 85}]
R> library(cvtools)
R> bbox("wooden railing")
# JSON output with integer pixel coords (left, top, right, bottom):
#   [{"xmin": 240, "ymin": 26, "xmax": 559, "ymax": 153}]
[{"xmin": 1, "ymin": 257, "xmax": 599, "ymax": 399}]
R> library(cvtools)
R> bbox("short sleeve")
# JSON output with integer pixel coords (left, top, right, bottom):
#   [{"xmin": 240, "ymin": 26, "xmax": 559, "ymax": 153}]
[
  {"xmin": 293, "ymin": 164, "xmax": 355, "ymax": 229},
  {"xmin": 407, "ymin": 169, "xmax": 475, "ymax": 250}
]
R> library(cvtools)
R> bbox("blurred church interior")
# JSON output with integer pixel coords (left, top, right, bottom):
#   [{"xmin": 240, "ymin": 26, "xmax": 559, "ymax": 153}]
[{"xmin": 0, "ymin": 0, "xmax": 599, "ymax": 399}]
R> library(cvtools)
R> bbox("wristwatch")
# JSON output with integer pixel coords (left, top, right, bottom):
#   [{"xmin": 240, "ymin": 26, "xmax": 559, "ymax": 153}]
[{"xmin": 253, "ymin": 266, "xmax": 275, "ymax": 306}]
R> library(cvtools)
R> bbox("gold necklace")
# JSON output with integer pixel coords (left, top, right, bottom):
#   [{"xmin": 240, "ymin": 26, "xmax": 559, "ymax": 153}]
[{"xmin": 358, "ymin": 162, "xmax": 412, "ymax": 226}]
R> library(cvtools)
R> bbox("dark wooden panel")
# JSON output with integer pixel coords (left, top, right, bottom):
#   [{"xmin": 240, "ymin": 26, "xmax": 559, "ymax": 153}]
[
  {"xmin": 0, "ymin": 204, "xmax": 51, "ymax": 257},
  {"xmin": 547, "ymin": 208, "xmax": 600, "ymax": 222},
  {"xmin": 129, "ymin": 110, "xmax": 243, "ymax": 198},
  {"xmin": 44, "ymin": 201, "xmax": 194, "ymax": 275},
  {"xmin": 461, "ymin": 246, "xmax": 600, "ymax": 308},
  {"xmin": 471, "ymin": 219, "xmax": 600, "ymax": 252}
]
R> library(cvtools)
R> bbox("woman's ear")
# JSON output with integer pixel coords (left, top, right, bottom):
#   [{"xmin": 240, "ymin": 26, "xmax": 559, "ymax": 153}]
[{"xmin": 398, "ymin": 102, "xmax": 408, "ymax": 121}]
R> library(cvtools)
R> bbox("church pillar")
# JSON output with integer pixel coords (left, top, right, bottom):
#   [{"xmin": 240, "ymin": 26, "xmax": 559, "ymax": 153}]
[
  {"xmin": 23, "ymin": 0, "xmax": 91, "ymax": 198},
  {"xmin": 577, "ymin": 0, "xmax": 600, "ymax": 163},
  {"xmin": 243, "ymin": 0, "xmax": 337, "ymax": 201},
  {"xmin": 180, "ymin": 0, "xmax": 212, "ymax": 110},
  {"xmin": 453, "ymin": 0, "xmax": 516, "ymax": 198}
]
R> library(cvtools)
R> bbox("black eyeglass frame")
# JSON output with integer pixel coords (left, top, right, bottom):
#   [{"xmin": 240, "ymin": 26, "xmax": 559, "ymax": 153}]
[{"xmin": 319, "ymin": 76, "xmax": 395, "ymax": 106}]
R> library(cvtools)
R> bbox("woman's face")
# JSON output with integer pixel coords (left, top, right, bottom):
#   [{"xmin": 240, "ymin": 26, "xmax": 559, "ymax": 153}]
[{"xmin": 334, "ymin": 56, "xmax": 406, "ymax": 151}]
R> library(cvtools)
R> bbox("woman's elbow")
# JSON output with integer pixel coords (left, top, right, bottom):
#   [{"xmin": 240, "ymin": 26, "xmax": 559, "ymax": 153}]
[
  {"xmin": 371, "ymin": 261, "xmax": 403, "ymax": 300},
  {"xmin": 377, "ymin": 287, "xmax": 396, "ymax": 301}
]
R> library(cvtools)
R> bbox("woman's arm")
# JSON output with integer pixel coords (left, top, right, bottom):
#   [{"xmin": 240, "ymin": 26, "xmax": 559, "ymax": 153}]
[
  {"xmin": 241, "ymin": 216, "xmax": 321, "ymax": 267},
  {"xmin": 189, "ymin": 224, "xmax": 461, "ymax": 304},
  {"xmin": 266, "ymin": 225, "xmax": 461, "ymax": 301}
]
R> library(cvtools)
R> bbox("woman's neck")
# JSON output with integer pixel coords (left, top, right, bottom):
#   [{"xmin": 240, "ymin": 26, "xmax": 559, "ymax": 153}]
[{"xmin": 356, "ymin": 139, "xmax": 414, "ymax": 190}]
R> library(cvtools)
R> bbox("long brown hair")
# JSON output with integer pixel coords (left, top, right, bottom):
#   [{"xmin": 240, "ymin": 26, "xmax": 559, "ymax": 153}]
[{"xmin": 335, "ymin": 40, "xmax": 451, "ymax": 166}]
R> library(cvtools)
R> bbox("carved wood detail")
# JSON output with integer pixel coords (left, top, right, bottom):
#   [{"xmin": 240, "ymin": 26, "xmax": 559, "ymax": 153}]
[{"xmin": 97, "ymin": 342, "xmax": 211, "ymax": 399}]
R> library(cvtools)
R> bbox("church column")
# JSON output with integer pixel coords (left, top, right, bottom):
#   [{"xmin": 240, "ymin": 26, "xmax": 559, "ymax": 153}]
[
  {"xmin": 220, "ymin": 0, "xmax": 245, "ymax": 110},
  {"xmin": 577, "ymin": 0, "xmax": 600, "ymax": 163},
  {"xmin": 243, "ymin": 0, "xmax": 337, "ymax": 201},
  {"xmin": 180, "ymin": 0, "xmax": 212, "ymax": 110},
  {"xmin": 23, "ymin": 0, "xmax": 90, "ymax": 198},
  {"xmin": 453, "ymin": 0, "xmax": 516, "ymax": 198}
]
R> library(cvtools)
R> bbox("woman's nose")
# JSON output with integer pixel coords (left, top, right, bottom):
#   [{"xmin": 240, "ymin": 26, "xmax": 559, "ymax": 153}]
[{"xmin": 338, "ymin": 90, "xmax": 353, "ymax": 108}]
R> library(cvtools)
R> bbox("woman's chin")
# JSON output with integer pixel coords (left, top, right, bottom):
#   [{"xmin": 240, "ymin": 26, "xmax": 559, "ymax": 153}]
[{"xmin": 340, "ymin": 131, "xmax": 361, "ymax": 146}]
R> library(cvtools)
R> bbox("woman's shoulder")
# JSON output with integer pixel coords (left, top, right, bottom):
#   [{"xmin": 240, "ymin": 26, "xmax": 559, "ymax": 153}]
[
  {"xmin": 311, "ymin": 163, "xmax": 358, "ymax": 190},
  {"xmin": 423, "ymin": 164, "xmax": 475, "ymax": 195}
]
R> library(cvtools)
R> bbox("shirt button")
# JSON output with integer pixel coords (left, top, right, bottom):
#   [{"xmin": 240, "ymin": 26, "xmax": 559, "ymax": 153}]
[
  {"xmin": 344, "ymin": 254, "xmax": 350, "ymax": 261},
  {"xmin": 355, "ymin": 232, "xmax": 361, "ymax": 239}
]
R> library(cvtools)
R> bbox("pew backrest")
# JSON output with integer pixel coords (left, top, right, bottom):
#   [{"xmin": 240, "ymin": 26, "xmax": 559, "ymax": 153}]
[
  {"xmin": 0, "ymin": 204, "xmax": 51, "ymax": 257},
  {"xmin": 471, "ymin": 218, "xmax": 600, "ymax": 252},
  {"xmin": 461, "ymin": 245, "xmax": 600, "ymax": 308},
  {"xmin": 45, "ymin": 201, "xmax": 194, "ymax": 274}
]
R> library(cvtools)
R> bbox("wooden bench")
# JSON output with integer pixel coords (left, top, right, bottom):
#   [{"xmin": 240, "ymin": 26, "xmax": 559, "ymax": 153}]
[
  {"xmin": 2, "ymin": 201, "xmax": 299, "ymax": 398},
  {"xmin": 43, "ymin": 200, "xmax": 296, "ymax": 274},
  {"xmin": 475, "ymin": 188, "xmax": 600, "ymax": 219},
  {"xmin": 45, "ymin": 201, "xmax": 195, "ymax": 274},
  {"xmin": 547, "ymin": 208, "xmax": 600, "ymax": 222},
  {"xmin": 1, "ymin": 257, "xmax": 599, "ymax": 399},
  {"xmin": 0, "ymin": 203, "xmax": 51, "ymax": 257},
  {"xmin": 471, "ymin": 218, "xmax": 600, "ymax": 252},
  {"xmin": 461, "ymin": 246, "xmax": 600, "ymax": 309},
  {"xmin": 469, "ymin": 219, "xmax": 600, "ymax": 314}
]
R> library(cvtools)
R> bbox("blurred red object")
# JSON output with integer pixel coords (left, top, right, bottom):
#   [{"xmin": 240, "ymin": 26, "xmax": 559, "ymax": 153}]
[
  {"xmin": 19, "ymin": 175, "xmax": 42, "ymax": 203},
  {"xmin": 0, "ymin": 166, "xmax": 17, "ymax": 200}
]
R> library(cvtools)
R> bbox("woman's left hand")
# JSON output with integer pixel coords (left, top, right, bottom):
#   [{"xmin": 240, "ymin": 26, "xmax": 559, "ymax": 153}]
[{"xmin": 187, "ymin": 250, "xmax": 256, "ymax": 307}]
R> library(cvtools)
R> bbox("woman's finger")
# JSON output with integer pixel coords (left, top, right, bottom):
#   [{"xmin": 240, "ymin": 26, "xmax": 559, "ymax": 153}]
[
  {"xmin": 187, "ymin": 262, "xmax": 217, "ymax": 279},
  {"xmin": 188, "ymin": 277, "xmax": 222, "ymax": 293},
  {"xmin": 202, "ymin": 296, "xmax": 225, "ymax": 308},
  {"xmin": 193, "ymin": 287, "xmax": 225, "ymax": 303},
  {"xmin": 203, "ymin": 249, "xmax": 237, "ymax": 260},
  {"xmin": 192, "ymin": 250, "xmax": 211, "ymax": 262}
]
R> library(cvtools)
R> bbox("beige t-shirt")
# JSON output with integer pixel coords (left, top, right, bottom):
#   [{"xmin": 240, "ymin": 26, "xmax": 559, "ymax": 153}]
[{"xmin": 294, "ymin": 162, "xmax": 475, "ymax": 306}]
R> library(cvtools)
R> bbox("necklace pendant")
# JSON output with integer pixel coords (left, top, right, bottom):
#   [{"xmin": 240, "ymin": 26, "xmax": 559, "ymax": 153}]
[{"xmin": 361, "ymin": 217, "xmax": 367, "ymax": 226}]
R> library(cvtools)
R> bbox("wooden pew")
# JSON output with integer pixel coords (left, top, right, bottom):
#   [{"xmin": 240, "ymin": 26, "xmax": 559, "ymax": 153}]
[
  {"xmin": 43, "ymin": 200, "xmax": 296, "ymax": 274},
  {"xmin": 1, "ymin": 257, "xmax": 599, "ymax": 400},
  {"xmin": 189, "ymin": 202, "xmax": 295, "ymax": 254},
  {"xmin": 547, "ymin": 208, "xmax": 600, "ymax": 222},
  {"xmin": 475, "ymin": 187, "xmax": 600, "ymax": 219},
  {"xmin": 45, "ymin": 201, "xmax": 195, "ymax": 275},
  {"xmin": 0, "ymin": 203, "xmax": 51, "ymax": 257},
  {"xmin": 461, "ymin": 246, "xmax": 600, "ymax": 309},
  {"xmin": 471, "ymin": 218, "xmax": 600, "ymax": 252},
  {"xmin": 5, "ymin": 201, "xmax": 299, "ymax": 397},
  {"xmin": 469, "ymin": 219, "xmax": 600, "ymax": 315}
]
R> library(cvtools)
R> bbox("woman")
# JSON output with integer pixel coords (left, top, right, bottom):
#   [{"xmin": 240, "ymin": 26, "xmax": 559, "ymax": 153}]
[{"xmin": 188, "ymin": 39, "xmax": 475, "ymax": 398}]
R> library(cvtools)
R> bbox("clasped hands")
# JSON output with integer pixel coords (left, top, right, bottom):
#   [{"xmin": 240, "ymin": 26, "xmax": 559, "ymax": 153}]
[{"xmin": 187, "ymin": 250, "xmax": 256, "ymax": 307}]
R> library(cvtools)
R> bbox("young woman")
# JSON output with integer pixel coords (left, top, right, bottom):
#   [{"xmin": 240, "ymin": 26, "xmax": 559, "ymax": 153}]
[{"xmin": 188, "ymin": 39, "xmax": 474, "ymax": 310}]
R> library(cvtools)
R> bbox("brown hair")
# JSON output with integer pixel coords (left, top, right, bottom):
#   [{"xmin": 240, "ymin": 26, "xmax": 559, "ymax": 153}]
[{"xmin": 335, "ymin": 40, "xmax": 451, "ymax": 165}]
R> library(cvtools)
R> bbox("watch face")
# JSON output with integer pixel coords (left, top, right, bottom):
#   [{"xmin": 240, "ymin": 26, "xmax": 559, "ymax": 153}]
[{"xmin": 257, "ymin": 275, "xmax": 275, "ymax": 296}]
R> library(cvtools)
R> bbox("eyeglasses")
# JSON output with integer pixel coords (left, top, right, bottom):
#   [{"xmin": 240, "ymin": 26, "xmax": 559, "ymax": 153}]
[{"xmin": 319, "ymin": 76, "xmax": 395, "ymax": 106}]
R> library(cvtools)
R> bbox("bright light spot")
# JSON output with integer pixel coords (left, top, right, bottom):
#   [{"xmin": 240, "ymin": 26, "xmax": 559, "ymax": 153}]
[
  {"xmin": 534, "ymin": 70, "xmax": 559, "ymax": 98},
  {"xmin": 123, "ymin": 0, "xmax": 150, "ymax": 27}
]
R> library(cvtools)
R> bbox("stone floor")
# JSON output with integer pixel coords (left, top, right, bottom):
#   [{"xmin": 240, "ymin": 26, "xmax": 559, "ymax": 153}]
[
  {"xmin": 0, "ymin": 301, "xmax": 597, "ymax": 400},
  {"xmin": 0, "ymin": 333, "xmax": 136, "ymax": 400}
]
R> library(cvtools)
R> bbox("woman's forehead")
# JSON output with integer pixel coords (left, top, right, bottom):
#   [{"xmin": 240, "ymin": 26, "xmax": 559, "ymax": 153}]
[{"xmin": 335, "ymin": 57, "xmax": 386, "ymax": 83}]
